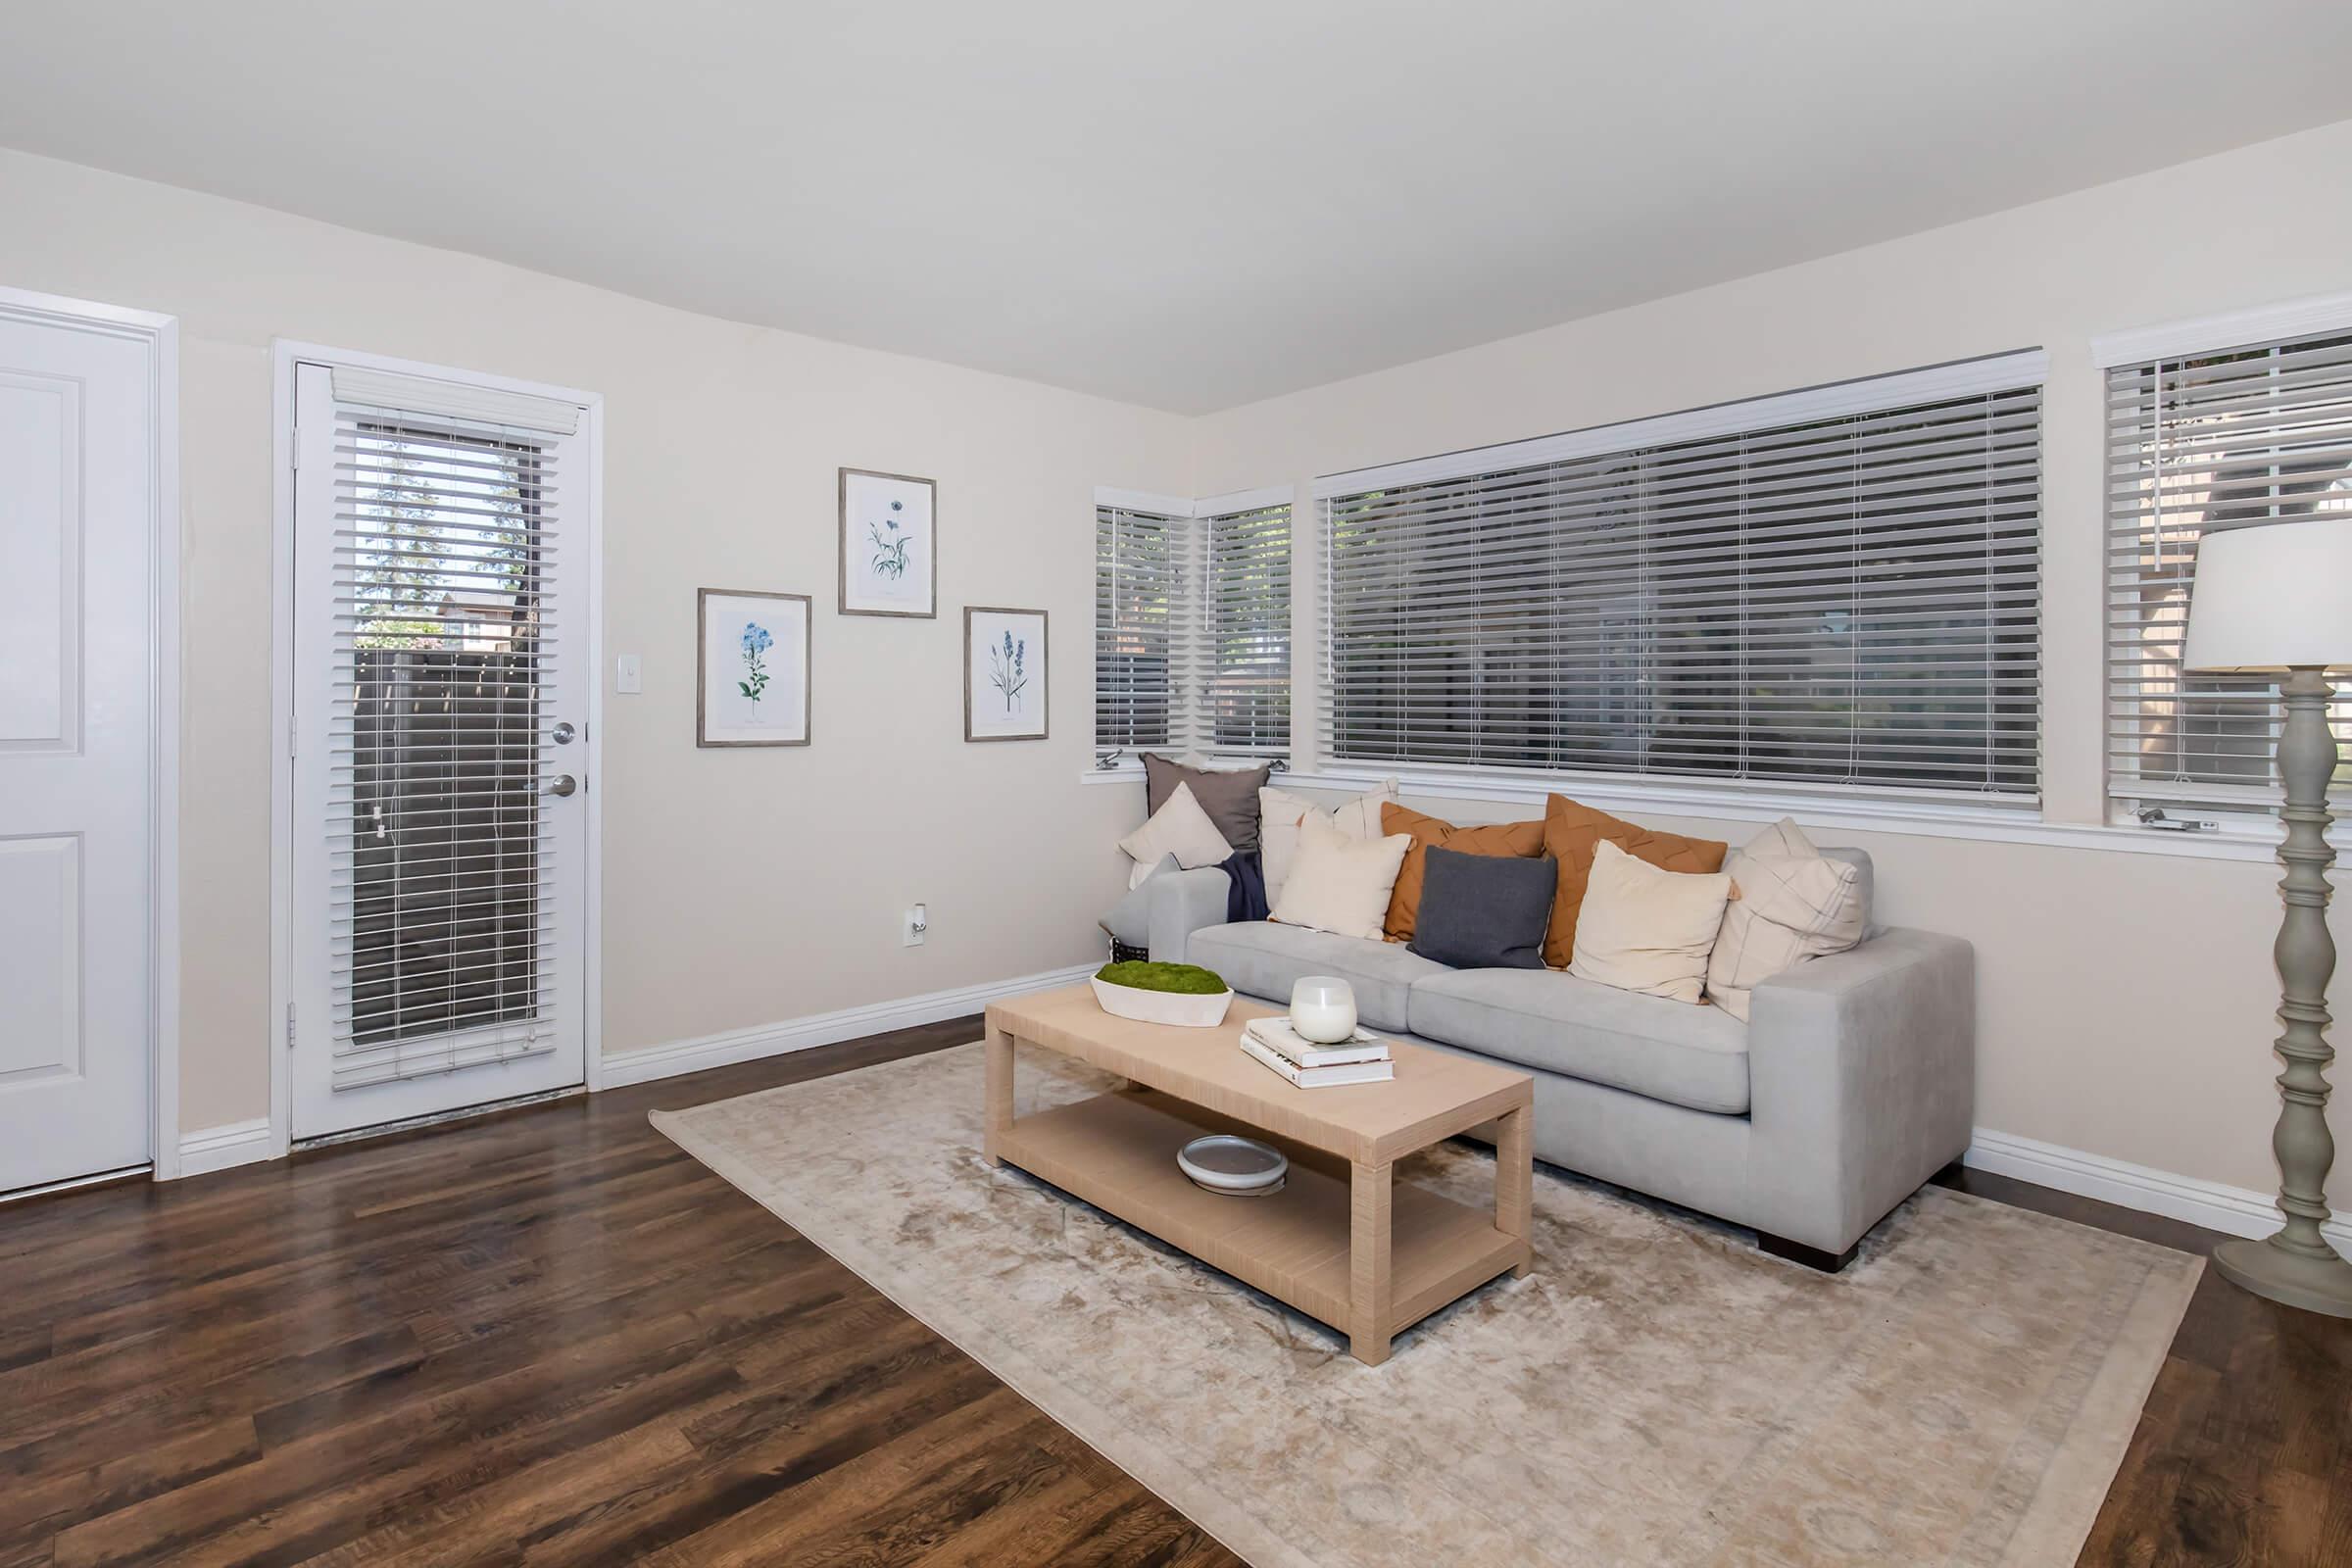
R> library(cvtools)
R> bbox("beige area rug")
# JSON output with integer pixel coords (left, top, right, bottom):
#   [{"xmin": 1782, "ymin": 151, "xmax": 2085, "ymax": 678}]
[{"xmin": 651, "ymin": 1044, "xmax": 2200, "ymax": 1568}]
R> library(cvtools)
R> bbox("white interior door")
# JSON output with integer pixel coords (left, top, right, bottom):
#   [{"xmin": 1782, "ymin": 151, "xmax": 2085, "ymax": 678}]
[
  {"xmin": 0, "ymin": 302, "xmax": 157, "ymax": 1191},
  {"xmin": 289, "ymin": 362, "xmax": 588, "ymax": 1138}
]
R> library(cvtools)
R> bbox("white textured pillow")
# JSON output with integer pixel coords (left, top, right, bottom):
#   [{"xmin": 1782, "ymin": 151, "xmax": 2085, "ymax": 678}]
[
  {"xmin": 1259, "ymin": 778, "xmax": 1397, "ymax": 907},
  {"xmin": 1269, "ymin": 812, "xmax": 1412, "ymax": 940},
  {"xmin": 1116, "ymin": 783, "xmax": 1234, "ymax": 889},
  {"xmin": 1705, "ymin": 818, "xmax": 1866, "ymax": 1020},
  {"xmin": 1569, "ymin": 839, "xmax": 1733, "ymax": 1004}
]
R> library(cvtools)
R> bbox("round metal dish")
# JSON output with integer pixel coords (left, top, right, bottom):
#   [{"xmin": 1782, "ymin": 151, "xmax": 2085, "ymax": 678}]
[{"xmin": 1177, "ymin": 1134, "xmax": 1288, "ymax": 1197}]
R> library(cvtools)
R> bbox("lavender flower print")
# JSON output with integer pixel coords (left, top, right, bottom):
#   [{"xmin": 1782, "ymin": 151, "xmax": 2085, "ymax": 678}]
[
  {"xmin": 737, "ymin": 620, "xmax": 773, "ymax": 702},
  {"xmin": 867, "ymin": 499, "xmax": 912, "ymax": 580},
  {"xmin": 987, "ymin": 629, "xmax": 1028, "ymax": 713}
]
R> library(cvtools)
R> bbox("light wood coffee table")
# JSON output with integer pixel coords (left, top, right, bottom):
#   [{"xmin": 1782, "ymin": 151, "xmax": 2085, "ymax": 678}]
[{"xmin": 983, "ymin": 985, "xmax": 1534, "ymax": 1365}]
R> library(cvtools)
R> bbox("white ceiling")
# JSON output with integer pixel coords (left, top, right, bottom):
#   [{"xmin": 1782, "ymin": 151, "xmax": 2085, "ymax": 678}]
[{"xmin": 3, "ymin": 1, "xmax": 2348, "ymax": 413}]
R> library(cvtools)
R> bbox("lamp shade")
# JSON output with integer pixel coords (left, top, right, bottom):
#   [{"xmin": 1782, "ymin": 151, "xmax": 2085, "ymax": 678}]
[{"xmin": 2181, "ymin": 519, "xmax": 2352, "ymax": 674}]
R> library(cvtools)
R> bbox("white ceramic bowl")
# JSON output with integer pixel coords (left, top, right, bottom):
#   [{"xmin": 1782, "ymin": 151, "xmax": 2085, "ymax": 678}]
[
  {"xmin": 1090, "ymin": 976, "xmax": 1235, "ymax": 1028},
  {"xmin": 1177, "ymin": 1134, "xmax": 1289, "ymax": 1195}
]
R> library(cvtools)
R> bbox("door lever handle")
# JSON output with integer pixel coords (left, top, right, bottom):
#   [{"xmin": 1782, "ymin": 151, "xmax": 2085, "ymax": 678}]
[{"xmin": 544, "ymin": 773, "xmax": 578, "ymax": 798}]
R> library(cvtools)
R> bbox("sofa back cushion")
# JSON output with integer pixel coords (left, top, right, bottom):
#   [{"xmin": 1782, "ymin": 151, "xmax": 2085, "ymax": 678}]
[
  {"xmin": 1379, "ymin": 804, "xmax": 1545, "ymax": 942},
  {"xmin": 1142, "ymin": 754, "xmax": 1272, "ymax": 854},
  {"xmin": 1540, "ymin": 795, "xmax": 1728, "ymax": 969}
]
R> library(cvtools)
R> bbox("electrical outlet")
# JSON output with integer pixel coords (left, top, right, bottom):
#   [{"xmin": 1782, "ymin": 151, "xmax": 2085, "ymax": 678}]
[{"xmin": 903, "ymin": 903, "xmax": 929, "ymax": 947}]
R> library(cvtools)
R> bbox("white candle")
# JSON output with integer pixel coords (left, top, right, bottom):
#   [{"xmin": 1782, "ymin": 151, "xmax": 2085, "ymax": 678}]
[{"xmin": 1290, "ymin": 976, "xmax": 1358, "ymax": 1045}]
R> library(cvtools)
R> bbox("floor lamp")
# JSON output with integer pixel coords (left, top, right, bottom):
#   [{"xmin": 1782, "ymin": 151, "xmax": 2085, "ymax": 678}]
[{"xmin": 2182, "ymin": 517, "xmax": 2352, "ymax": 1317}]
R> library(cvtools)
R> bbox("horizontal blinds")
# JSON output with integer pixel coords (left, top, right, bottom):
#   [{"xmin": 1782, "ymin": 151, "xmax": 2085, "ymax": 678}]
[
  {"xmin": 2104, "ymin": 328, "xmax": 2352, "ymax": 816},
  {"xmin": 1096, "ymin": 503, "xmax": 1189, "ymax": 752},
  {"xmin": 1095, "ymin": 497, "xmax": 1293, "ymax": 760},
  {"xmin": 1323, "ymin": 380, "xmax": 2042, "ymax": 799},
  {"xmin": 1201, "ymin": 500, "xmax": 1292, "ymax": 760},
  {"xmin": 330, "ymin": 408, "xmax": 559, "ymax": 1089}
]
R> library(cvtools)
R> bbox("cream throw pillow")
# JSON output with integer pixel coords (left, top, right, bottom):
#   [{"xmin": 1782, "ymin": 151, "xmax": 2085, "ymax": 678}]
[
  {"xmin": 1258, "ymin": 778, "xmax": 1398, "ymax": 907},
  {"xmin": 1705, "ymin": 817, "xmax": 1867, "ymax": 1020},
  {"xmin": 1269, "ymin": 812, "xmax": 1412, "ymax": 940},
  {"xmin": 1569, "ymin": 839, "xmax": 1733, "ymax": 1004},
  {"xmin": 1116, "ymin": 782, "xmax": 1235, "ymax": 889}
]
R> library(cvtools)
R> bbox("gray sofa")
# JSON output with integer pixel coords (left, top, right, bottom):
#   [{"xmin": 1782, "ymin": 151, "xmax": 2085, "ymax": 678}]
[{"xmin": 1103, "ymin": 849, "xmax": 1974, "ymax": 1270}]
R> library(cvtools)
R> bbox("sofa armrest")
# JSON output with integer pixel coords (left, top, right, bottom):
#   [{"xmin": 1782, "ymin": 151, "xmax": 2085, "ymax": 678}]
[
  {"xmin": 1146, "ymin": 867, "xmax": 1234, "ymax": 963},
  {"xmin": 1743, "ymin": 926, "xmax": 1976, "ymax": 1253}
]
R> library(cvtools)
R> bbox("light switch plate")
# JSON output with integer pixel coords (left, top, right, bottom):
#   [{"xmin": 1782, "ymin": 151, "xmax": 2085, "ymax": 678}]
[{"xmin": 615, "ymin": 654, "xmax": 643, "ymax": 694}]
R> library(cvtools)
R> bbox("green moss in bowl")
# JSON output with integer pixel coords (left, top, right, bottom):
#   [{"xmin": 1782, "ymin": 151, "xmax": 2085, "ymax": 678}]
[{"xmin": 1095, "ymin": 960, "xmax": 1230, "ymax": 995}]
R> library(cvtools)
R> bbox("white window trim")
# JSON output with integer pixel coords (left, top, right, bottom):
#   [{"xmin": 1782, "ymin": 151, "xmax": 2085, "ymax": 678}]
[
  {"xmin": 1279, "ymin": 762, "xmax": 2321, "ymax": 863},
  {"xmin": 1311, "ymin": 349, "xmax": 2046, "ymax": 499},
  {"xmin": 2094, "ymin": 290, "xmax": 2352, "ymax": 842},
  {"xmin": 2089, "ymin": 289, "xmax": 2352, "ymax": 369},
  {"xmin": 1089, "ymin": 483, "xmax": 1294, "ymax": 774}
]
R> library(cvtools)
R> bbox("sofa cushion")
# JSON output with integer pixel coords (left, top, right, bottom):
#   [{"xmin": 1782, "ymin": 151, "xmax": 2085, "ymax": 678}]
[
  {"xmin": 1143, "ymin": 754, "xmax": 1272, "ymax": 854},
  {"xmin": 1189, "ymin": 922, "xmax": 1449, "ymax": 1032},
  {"xmin": 1539, "ymin": 795, "xmax": 1728, "ymax": 969},
  {"xmin": 1408, "ymin": 967, "xmax": 1752, "ymax": 1114},
  {"xmin": 1379, "ymin": 803, "xmax": 1545, "ymax": 942}
]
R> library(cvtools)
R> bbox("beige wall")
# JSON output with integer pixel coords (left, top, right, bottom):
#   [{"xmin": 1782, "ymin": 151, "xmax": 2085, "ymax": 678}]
[
  {"xmin": 0, "ymin": 148, "xmax": 1192, "ymax": 1135},
  {"xmin": 1190, "ymin": 117, "xmax": 2352, "ymax": 1200},
  {"xmin": 8, "ymin": 118, "xmax": 2351, "ymax": 1201}
]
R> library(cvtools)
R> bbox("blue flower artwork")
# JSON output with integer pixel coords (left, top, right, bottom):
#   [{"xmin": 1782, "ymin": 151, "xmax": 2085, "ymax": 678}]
[{"xmin": 737, "ymin": 619, "xmax": 773, "ymax": 702}]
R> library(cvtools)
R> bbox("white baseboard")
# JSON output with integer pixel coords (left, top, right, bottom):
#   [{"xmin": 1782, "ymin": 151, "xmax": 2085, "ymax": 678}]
[
  {"xmin": 175, "ymin": 1117, "xmax": 275, "ymax": 1179},
  {"xmin": 1965, "ymin": 1126, "xmax": 2352, "ymax": 1251},
  {"xmin": 600, "ymin": 962, "xmax": 1099, "ymax": 1090}
]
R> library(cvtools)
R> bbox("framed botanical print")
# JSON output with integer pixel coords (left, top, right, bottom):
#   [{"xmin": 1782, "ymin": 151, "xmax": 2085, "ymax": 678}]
[
  {"xmin": 963, "ymin": 606, "xmax": 1048, "ymax": 742},
  {"xmin": 839, "ymin": 467, "xmax": 936, "ymax": 617},
  {"xmin": 698, "ymin": 589, "xmax": 810, "ymax": 747}
]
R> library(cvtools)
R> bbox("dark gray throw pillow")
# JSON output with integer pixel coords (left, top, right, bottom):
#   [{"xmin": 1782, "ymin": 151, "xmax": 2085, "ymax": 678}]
[
  {"xmin": 1142, "ymin": 753, "xmax": 1271, "ymax": 854},
  {"xmin": 1409, "ymin": 847, "xmax": 1556, "ymax": 970}
]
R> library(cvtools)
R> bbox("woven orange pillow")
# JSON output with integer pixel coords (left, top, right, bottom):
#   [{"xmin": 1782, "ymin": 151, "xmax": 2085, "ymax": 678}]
[
  {"xmin": 1380, "ymin": 803, "xmax": 1546, "ymax": 943},
  {"xmin": 1540, "ymin": 795, "xmax": 1727, "ymax": 969}
]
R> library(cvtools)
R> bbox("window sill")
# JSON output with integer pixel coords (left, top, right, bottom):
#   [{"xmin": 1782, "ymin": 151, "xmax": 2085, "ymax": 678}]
[
  {"xmin": 1079, "ymin": 766, "xmax": 1145, "ymax": 787},
  {"xmin": 1277, "ymin": 765, "xmax": 2310, "ymax": 863}
]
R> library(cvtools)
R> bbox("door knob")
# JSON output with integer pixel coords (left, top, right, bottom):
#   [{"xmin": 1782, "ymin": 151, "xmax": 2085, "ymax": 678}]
[
  {"xmin": 545, "ymin": 773, "xmax": 578, "ymax": 798},
  {"xmin": 551, "ymin": 720, "xmax": 576, "ymax": 745}
]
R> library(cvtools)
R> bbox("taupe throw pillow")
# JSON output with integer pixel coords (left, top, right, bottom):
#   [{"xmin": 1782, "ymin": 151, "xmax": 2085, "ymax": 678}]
[
  {"xmin": 1143, "ymin": 754, "xmax": 1272, "ymax": 854},
  {"xmin": 1705, "ymin": 818, "xmax": 1867, "ymax": 1020}
]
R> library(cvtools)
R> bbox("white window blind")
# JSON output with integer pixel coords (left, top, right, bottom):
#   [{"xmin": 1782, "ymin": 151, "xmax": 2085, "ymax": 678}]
[
  {"xmin": 1320, "ymin": 360, "xmax": 2043, "ymax": 802},
  {"xmin": 2104, "ymin": 324, "xmax": 2352, "ymax": 822},
  {"xmin": 331, "ymin": 408, "xmax": 560, "ymax": 1087},
  {"xmin": 1094, "ymin": 491, "xmax": 1292, "ymax": 762},
  {"xmin": 1202, "ymin": 497, "xmax": 1292, "ymax": 758},
  {"xmin": 1095, "ymin": 502, "xmax": 1188, "ymax": 753}
]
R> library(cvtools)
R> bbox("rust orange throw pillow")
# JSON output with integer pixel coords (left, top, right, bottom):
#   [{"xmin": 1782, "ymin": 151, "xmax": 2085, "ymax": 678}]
[
  {"xmin": 1380, "ymin": 803, "xmax": 1545, "ymax": 942},
  {"xmin": 1540, "ymin": 795, "xmax": 1727, "ymax": 969}
]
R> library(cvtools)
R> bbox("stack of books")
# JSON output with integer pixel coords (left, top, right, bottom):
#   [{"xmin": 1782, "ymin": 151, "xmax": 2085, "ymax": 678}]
[{"xmin": 1239, "ymin": 1015, "xmax": 1395, "ymax": 1088}]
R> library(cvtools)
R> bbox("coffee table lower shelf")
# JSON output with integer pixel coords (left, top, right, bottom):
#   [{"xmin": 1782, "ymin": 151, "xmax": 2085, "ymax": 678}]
[{"xmin": 994, "ymin": 1086, "xmax": 1525, "ymax": 1363}]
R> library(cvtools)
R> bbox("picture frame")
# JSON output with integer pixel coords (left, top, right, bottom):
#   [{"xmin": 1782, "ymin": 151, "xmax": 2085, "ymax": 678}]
[
  {"xmin": 838, "ymin": 467, "xmax": 937, "ymax": 617},
  {"xmin": 963, "ymin": 606, "xmax": 1048, "ymax": 742},
  {"xmin": 698, "ymin": 589, "xmax": 811, "ymax": 748}
]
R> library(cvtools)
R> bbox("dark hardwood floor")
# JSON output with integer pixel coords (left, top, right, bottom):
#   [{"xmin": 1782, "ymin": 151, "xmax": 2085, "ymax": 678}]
[{"xmin": 1, "ymin": 1021, "xmax": 2346, "ymax": 1566}]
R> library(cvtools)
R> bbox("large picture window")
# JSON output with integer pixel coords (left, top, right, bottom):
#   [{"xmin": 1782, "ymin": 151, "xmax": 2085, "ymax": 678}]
[
  {"xmin": 2103, "ymin": 323, "xmax": 2352, "ymax": 824},
  {"xmin": 1319, "ymin": 357, "xmax": 2043, "ymax": 804},
  {"xmin": 1095, "ymin": 490, "xmax": 1291, "ymax": 762}
]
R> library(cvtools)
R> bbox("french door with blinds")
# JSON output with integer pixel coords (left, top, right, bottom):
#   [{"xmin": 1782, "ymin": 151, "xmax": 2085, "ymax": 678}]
[{"xmin": 289, "ymin": 361, "xmax": 590, "ymax": 1138}]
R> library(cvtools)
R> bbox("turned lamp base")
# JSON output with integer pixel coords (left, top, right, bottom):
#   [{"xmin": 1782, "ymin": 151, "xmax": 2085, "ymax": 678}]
[{"xmin": 2214, "ymin": 1234, "xmax": 2352, "ymax": 1319}]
